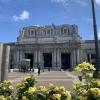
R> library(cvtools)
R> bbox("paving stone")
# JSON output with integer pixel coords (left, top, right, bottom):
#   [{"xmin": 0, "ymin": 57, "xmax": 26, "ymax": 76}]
[{"xmin": 8, "ymin": 71, "xmax": 78, "ymax": 91}]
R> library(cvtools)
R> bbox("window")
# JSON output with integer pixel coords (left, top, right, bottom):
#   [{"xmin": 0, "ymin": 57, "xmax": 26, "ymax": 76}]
[
  {"xmin": 31, "ymin": 30, "xmax": 34, "ymax": 35},
  {"xmin": 24, "ymin": 32, "xmax": 28, "ymax": 38},
  {"xmin": 24, "ymin": 30, "xmax": 30, "ymax": 38},
  {"xmin": 63, "ymin": 28, "xmax": 67, "ymax": 34},
  {"xmin": 61, "ymin": 28, "xmax": 63, "ymax": 34},
  {"xmin": 72, "ymin": 26, "xmax": 76, "ymax": 33}
]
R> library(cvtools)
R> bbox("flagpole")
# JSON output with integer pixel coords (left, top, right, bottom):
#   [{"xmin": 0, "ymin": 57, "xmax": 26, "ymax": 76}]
[{"xmin": 91, "ymin": 0, "xmax": 100, "ymax": 78}]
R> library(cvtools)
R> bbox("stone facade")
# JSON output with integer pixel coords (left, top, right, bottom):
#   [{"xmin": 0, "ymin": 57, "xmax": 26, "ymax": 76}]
[{"xmin": 7, "ymin": 24, "xmax": 100, "ymax": 70}]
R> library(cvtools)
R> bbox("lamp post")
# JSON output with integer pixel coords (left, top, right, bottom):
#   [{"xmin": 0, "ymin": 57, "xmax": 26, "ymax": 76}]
[{"xmin": 91, "ymin": 0, "xmax": 100, "ymax": 78}]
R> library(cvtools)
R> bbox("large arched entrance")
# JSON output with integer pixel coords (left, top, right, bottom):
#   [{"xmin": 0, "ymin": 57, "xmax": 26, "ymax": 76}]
[
  {"xmin": 43, "ymin": 53, "xmax": 52, "ymax": 68},
  {"xmin": 25, "ymin": 53, "xmax": 34, "ymax": 69},
  {"xmin": 61, "ymin": 53, "xmax": 70, "ymax": 70}
]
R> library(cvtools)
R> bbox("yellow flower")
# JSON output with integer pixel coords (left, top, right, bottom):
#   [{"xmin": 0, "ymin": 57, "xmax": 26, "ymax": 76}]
[
  {"xmin": 59, "ymin": 86, "xmax": 65, "ymax": 91},
  {"xmin": 24, "ymin": 76, "xmax": 35, "ymax": 81},
  {"xmin": 22, "ymin": 96, "xmax": 27, "ymax": 100},
  {"xmin": 38, "ymin": 86, "xmax": 47, "ymax": 92},
  {"xmin": 89, "ymin": 88, "xmax": 100, "ymax": 96},
  {"xmin": 73, "ymin": 82, "xmax": 82, "ymax": 90},
  {"xmin": 9, "ymin": 85, "xmax": 14, "ymax": 90},
  {"xmin": 49, "ymin": 83, "xmax": 54, "ymax": 88},
  {"xmin": 28, "ymin": 87, "xmax": 36, "ymax": 94},
  {"xmin": 0, "ymin": 96, "xmax": 7, "ymax": 100},
  {"xmin": 75, "ymin": 61, "xmax": 96, "ymax": 73},
  {"xmin": 3, "ymin": 80, "xmax": 12, "ymax": 84},
  {"xmin": 97, "ymin": 81, "xmax": 100, "ymax": 87},
  {"xmin": 54, "ymin": 86, "xmax": 59, "ymax": 91},
  {"xmin": 64, "ymin": 90, "xmax": 71, "ymax": 100},
  {"xmin": 84, "ymin": 73, "xmax": 93, "ymax": 78},
  {"xmin": 78, "ymin": 96, "xmax": 88, "ymax": 100},
  {"xmin": 52, "ymin": 93, "xmax": 61, "ymax": 100},
  {"xmin": 16, "ymin": 83, "xmax": 23, "ymax": 88},
  {"xmin": 75, "ymin": 67, "xmax": 82, "ymax": 72}
]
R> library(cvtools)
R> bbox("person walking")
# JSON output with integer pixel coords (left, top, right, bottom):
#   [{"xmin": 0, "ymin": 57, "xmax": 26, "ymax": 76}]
[{"xmin": 38, "ymin": 67, "xmax": 40, "ymax": 75}]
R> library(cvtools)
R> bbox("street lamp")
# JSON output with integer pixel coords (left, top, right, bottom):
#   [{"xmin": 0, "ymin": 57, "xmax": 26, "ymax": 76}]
[{"xmin": 91, "ymin": 0, "xmax": 100, "ymax": 78}]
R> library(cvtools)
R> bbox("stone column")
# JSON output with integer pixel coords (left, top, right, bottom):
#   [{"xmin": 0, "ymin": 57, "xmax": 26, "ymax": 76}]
[
  {"xmin": 59, "ymin": 50, "xmax": 61, "ymax": 69},
  {"xmin": 77, "ymin": 49, "xmax": 80, "ymax": 64},
  {"xmin": 34, "ymin": 50, "xmax": 37, "ymax": 68},
  {"xmin": 38, "ymin": 49, "xmax": 41, "ymax": 67},
  {"xmin": 16, "ymin": 50, "xmax": 20, "ymax": 68},
  {"xmin": 0, "ymin": 43, "xmax": 3, "ymax": 82},
  {"xmin": 72, "ymin": 49, "xmax": 76, "ymax": 68},
  {"xmin": 1, "ymin": 44, "xmax": 10, "ymax": 82},
  {"xmin": 41, "ymin": 52, "xmax": 44, "ymax": 69},
  {"xmin": 19, "ymin": 50, "xmax": 23, "ymax": 62},
  {"xmin": 57, "ymin": 49, "xmax": 61, "ymax": 69},
  {"xmin": 70, "ymin": 51, "xmax": 73, "ymax": 69},
  {"xmin": 53, "ymin": 49, "xmax": 57, "ymax": 69}
]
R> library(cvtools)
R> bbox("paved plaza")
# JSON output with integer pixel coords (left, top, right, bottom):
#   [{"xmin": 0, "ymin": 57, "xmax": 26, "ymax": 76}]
[{"xmin": 8, "ymin": 71, "xmax": 78, "ymax": 91}]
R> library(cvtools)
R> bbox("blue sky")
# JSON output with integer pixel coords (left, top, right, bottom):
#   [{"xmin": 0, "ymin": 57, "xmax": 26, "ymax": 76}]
[{"xmin": 0, "ymin": 0, "xmax": 100, "ymax": 42}]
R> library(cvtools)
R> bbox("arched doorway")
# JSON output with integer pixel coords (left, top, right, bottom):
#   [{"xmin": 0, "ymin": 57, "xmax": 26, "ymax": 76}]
[
  {"xmin": 43, "ymin": 53, "xmax": 52, "ymax": 68},
  {"xmin": 61, "ymin": 53, "xmax": 70, "ymax": 70},
  {"xmin": 25, "ymin": 53, "xmax": 34, "ymax": 69}
]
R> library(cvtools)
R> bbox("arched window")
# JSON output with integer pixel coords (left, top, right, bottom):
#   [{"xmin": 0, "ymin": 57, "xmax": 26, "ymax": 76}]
[
  {"xmin": 31, "ymin": 30, "xmax": 34, "ymax": 35},
  {"xmin": 61, "ymin": 27, "xmax": 67, "ymax": 35},
  {"xmin": 61, "ymin": 27, "xmax": 63, "ymax": 34},
  {"xmin": 72, "ymin": 26, "xmax": 77, "ymax": 33},
  {"xmin": 63, "ymin": 28, "xmax": 67, "ymax": 34},
  {"xmin": 24, "ymin": 30, "xmax": 28, "ymax": 38}
]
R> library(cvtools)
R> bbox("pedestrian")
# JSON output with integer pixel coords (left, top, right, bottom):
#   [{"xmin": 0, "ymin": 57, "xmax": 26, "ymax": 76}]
[
  {"xmin": 32, "ymin": 68, "xmax": 34, "ymax": 72},
  {"xmin": 38, "ymin": 67, "xmax": 40, "ymax": 75},
  {"xmin": 48, "ymin": 67, "xmax": 50, "ymax": 71}
]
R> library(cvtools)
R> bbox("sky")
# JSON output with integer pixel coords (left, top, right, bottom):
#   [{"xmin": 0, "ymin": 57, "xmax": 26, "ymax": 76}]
[{"xmin": 0, "ymin": 0, "xmax": 100, "ymax": 43}]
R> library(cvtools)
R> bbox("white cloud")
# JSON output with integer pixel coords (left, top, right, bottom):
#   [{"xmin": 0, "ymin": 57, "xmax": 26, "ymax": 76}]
[
  {"xmin": 75, "ymin": 0, "xmax": 87, "ymax": 6},
  {"xmin": 50, "ymin": 0, "xmax": 88, "ymax": 7},
  {"xmin": 13, "ymin": 10, "xmax": 30, "ymax": 21},
  {"xmin": 50, "ymin": 0, "xmax": 69, "ymax": 7},
  {"xmin": 95, "ymin": 0, "xmax": 100, "ymax": 5}
]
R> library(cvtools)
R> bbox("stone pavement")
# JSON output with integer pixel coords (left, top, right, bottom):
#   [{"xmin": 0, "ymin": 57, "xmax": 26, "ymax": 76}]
[{"xmin": 8, "ymin": 71, "xmax": 78, "ymax": 91}]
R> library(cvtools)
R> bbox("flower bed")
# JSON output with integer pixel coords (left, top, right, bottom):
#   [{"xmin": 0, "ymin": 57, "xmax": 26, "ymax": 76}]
[{"xmin": 0, "ymin": 62, "xmax": 100, "ymax": 100}]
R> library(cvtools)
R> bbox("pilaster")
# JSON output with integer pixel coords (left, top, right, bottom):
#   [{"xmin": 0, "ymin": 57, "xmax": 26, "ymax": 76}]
[
  {"xmin": 77, "ymin": 49, "xmax": 80, "ymax": 64},
  {"xmin": 56, "ymin": 48, "xmax": 61, "ymax": 69},
  {"xmin": 53, "ymin": 49, "xmax": 57, "ymax": 68},
  {"xmin": 34, "ymin": 50, "xmax": 37, "ymax": 68}
]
